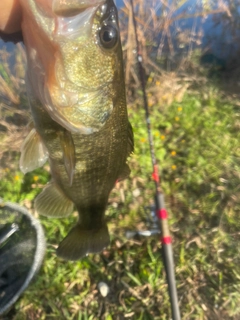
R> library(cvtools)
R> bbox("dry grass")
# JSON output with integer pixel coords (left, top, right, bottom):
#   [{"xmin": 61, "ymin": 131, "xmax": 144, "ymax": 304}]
[{"xmin": 0, "ymin": 44, "xmax": 29, "ymax": 167}]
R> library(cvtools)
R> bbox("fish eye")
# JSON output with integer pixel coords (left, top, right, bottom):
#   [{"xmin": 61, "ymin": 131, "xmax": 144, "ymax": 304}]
[{"xmin": 99, "ymin": 25, "xmax": 118, "ymax": 49}]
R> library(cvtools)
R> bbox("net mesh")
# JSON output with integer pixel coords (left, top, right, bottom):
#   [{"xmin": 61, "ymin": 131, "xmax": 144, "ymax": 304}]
[{"xmin": 0, "ymin": 200, "xmax": 45, "ymax": 315}]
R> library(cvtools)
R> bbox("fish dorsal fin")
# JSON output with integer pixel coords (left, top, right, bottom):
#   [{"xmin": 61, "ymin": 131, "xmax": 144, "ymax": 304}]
[
  {"xmin": 118, "ymin": 163, "xmax": 131, "ymax": 182},
  {"xmin": 127, "ymin": 121, "xmax": 134, "ymax": 156},
  {"xmin": 20, "ymin": 128, "xmax": 48, "ymax": 174},
  {"xmin": 58, "ymin": 130, "xmax": 76, "ymax": 186},
  {"xmin": 35, "ymin": 182, "xmax": 74, "ymax": 218}
]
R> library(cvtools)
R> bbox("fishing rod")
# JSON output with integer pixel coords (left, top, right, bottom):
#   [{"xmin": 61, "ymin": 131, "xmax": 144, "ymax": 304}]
[{"xmin": 128, "ymin": 1, "xmax": 181, "ymax": 319}]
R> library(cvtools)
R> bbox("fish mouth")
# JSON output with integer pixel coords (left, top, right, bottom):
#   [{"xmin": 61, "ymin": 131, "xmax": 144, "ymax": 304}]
[
  {"xmin": 30, "ymin": 0, "xmax": 106, "ymax": 38},
  {"xmin": 52, "ymin": 0, "xmax": 106, "ymax": 17},
  {"xmin": 53, "ymin": 1, "xmax": 106, "ymax": 39}
]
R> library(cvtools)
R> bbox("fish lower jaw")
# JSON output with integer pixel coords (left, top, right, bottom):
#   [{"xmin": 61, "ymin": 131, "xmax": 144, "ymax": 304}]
[{"xmin": 52, "ymin": 0, "xmax": 106, "ymax": 17}]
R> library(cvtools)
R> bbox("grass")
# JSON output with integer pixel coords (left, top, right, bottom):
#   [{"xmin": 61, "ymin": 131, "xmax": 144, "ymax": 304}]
[{"xmin": 1, "ymin": 78, "xmax": 240, "ymax": 319}]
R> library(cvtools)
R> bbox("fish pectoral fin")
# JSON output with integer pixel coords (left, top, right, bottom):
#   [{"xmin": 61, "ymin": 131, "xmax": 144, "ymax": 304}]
[
  {"xmin": 20, "ymin": 128, "xmax": 48, "ymax": 174},
  {"xmin": 56, "ymin": 223, "xmax": 110, "ymax": 261},
  {"xmin": 127, "ymin": 121, "xmax": 134, "ymax": 156},
  {"xmin": 35, "ymin": 182, "xmax": 74, "ymax": 218},
  {"xmin": 118, "ymin": 163, "xmax": 131, "ymax": 181},
  {"xmin": 58, "ymin": 130, "xmax": 75, "ymax": 186}
]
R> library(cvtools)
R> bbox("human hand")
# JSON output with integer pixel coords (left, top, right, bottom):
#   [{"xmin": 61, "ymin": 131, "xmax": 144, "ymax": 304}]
[{"xmin": 0, "ymin": 0, "xmax": 22, "ymax": 42}]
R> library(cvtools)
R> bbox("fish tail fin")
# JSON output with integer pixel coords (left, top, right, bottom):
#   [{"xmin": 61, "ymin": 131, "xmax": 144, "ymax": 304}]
[{"xmin": 56, "ymin": 222, "xmax": 110, "ymax": 261}]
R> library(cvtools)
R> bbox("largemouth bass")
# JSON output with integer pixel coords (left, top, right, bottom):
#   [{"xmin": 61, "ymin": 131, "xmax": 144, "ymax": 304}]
[{"xmin": 19, "ymin": 0, "xmax": 134, "ymax": 260}]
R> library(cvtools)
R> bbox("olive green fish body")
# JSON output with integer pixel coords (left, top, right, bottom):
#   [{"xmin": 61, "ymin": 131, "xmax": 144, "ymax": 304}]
[
  {"xmin": 27, "ymin": 84, "xmax": 131, "ymax": 260},
  {"xmin": 32, "ymin": 90, "xmax": 129, "ymax": 214}
]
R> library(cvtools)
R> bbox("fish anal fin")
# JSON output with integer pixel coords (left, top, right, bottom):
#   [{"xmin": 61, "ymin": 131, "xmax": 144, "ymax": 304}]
[
  {"xmin": 35, "ymin": 182, "xmax": 74, "ymax": 218},
  {"xmin": 58, "ymin": 130, "xmax": 75, "ymax": 186},
  {"xmin": 57, "ymin": 223, "xmax": 110, "ymax": 261},
  {"xmin": 20, "ymin": 128, "xmax": 48, "ymax": 174}
]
